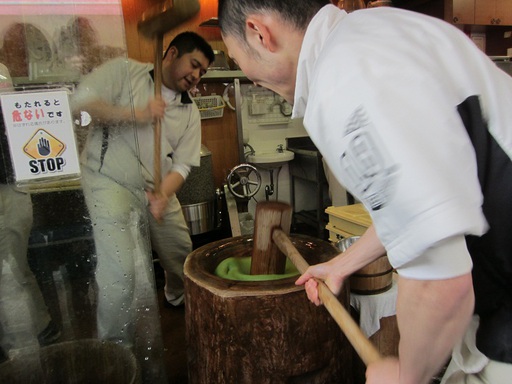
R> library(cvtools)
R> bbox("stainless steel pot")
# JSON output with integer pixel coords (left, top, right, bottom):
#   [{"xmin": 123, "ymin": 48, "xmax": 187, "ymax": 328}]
[
  {"xmin": 177, "ymin": 145, "xmax": 216, "ymax": 235},
  {"xmin": 208, "ymin": 50, "xmax": 230, "ymax": 70},
  {"xmin": 337, "ymin": 236, "xmax": 360, "ymax": 252}
]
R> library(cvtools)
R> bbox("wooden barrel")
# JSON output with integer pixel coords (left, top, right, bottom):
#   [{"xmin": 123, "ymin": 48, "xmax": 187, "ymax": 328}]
[
  {"xmin": 338, "ymin": 237, "xmax": 393, "ymax": 295},
  {"xmin": 350, "ymin": 255, "xmax": 393, "ymax": 295},
  {"xmin": 184, "ymin": 234, "xmax": 353, "ymax": 384}
]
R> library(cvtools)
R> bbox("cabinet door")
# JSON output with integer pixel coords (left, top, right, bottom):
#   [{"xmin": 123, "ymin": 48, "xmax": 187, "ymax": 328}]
[
  {"xmin": 452, "ymin": 0, "xmax": 475, "ymax": 24},
  {"xmin": 475, "ymin": 0, "xmax": 496, "ymax": 25},
  {"xmin": 475, "ymin": 0, "xmax": 512, "ymax": 25},
  {"xmin": 496, "ymin": 0, "xmax": 512, "ymax": 25}
]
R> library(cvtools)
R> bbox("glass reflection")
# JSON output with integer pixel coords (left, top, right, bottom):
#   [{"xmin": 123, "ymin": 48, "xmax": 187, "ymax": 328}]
[
  {"xmin": 0, "ymin": 63, "xmax": 60, "ymax": 359},
  {"xmin": 0, "ymin": 184, "xmax": 61, "ymax": 357},
  {"xmin": 0, "ymin": 5, "xmax": 166, "ymax": 382}
]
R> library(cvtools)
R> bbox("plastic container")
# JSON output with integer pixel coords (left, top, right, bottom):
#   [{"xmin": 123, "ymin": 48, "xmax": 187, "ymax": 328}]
[{"xmin": 193, "ymin": 95, "xmax": 226, "ymax": 119}]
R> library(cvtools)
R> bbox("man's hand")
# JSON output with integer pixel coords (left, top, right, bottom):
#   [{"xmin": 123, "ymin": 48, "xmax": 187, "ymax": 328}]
[
  {"xmin": 146, "ymin": 189, "xmax": 168, "ymax": 222},
  {"xmin": 366, "ymin": 357, "xmax": 400, "ymax": 384},
  {"xmin": 136, "ymin": 98, "xmax": 166, "ymax": 124},
  {"xmin": 296, "ymin": 226, "xmax": 387, "ymax": 306},
  {"xmin": 295, "ymin": 259, "xmax": 346, "ymax": 306}
]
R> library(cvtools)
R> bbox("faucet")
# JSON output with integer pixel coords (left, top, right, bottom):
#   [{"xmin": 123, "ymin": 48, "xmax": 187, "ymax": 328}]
[
  {"xmin": 276, "ymin": 144, "xmax": 284, "ymax": 153},
  {"xmin": 244, "ymin": 143, "xmax": 255, "ymax": 160}
]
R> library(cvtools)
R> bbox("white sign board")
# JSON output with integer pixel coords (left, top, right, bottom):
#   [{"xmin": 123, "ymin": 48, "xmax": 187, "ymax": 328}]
[{"xmin": 0, "ymin": 90, "xmax": 80, "ymax": 183}]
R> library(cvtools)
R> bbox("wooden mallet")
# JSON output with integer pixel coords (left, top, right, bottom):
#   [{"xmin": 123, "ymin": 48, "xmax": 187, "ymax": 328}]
[
  {"xmin": 253, "ymin": 201, "xmax": 382, "ymax": 366},
  {"xmin": 250, "ymin": 201, "xmax": 293, "ymax": 275},
  {"xmin": 137, "ymin": 0, "xmax": 200, "ymax": 192}
]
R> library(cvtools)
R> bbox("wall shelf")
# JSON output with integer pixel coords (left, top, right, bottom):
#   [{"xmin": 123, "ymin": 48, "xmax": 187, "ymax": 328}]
[{"xmin": 201, "ymin": 70, "xmax": 247, "ymax": 83}]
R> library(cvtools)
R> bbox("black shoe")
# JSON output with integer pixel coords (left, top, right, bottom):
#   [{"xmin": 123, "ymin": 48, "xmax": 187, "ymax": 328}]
[
  {"xmin": 163, "ymin": 298, "xmax": 185, "ymax": 309},
  {"xmin": 38, "ymin": 321, "xmax": 61, "ymax": 347}
]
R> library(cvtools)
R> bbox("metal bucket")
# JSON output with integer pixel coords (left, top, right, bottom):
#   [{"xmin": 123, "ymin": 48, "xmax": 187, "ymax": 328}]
[
  {"xmin": 337, "ymin": 236, "xmax": 393, "ymax": 295},
  {"xmin": 177, "ymin": 145, "xmax": 216, "ymax": 235},
  {"xmin": 208, "ymin": 50, "xmax": 230, "ymax": 70},
  {"xmin": 181, "ymin": 200, "xmax": 215, "ymax": 235}
]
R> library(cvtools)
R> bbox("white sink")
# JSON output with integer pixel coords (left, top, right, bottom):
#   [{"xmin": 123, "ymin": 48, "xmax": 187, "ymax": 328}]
[{"xmin": 246, "ymin": 150, "xmax": 294, "ymax": 168}]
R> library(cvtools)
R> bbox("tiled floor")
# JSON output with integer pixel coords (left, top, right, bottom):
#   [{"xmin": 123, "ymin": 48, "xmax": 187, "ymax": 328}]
[{"xmin": 154, "ymin": 264, "xmax": 188, "ymax": 384}]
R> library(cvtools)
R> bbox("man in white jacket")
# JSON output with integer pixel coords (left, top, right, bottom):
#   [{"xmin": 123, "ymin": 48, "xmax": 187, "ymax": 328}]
[
  {"xmin": 72, "ymin": 32, "xmax": 213, "ymax": 345},
  {"xmin": 218, "ymin": 1, "xmax": 512, "ymax": 383}
]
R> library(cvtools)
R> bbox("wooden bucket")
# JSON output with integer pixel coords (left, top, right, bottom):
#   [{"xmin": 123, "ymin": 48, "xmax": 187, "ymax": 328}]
[
  {"xmin": 337, "ymin": 237, "xmax": 393, "ymax": 295},
  {"xmin": 350, "ymin": 255, "xmax": 394, "ymax": 295},
  {"xmin": 184, "ymin": 235, "xmax": 353, "ymax": 384}
]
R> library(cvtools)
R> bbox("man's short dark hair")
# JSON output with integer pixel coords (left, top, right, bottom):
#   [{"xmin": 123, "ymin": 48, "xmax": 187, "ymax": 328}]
[{"xmin": 164, "ymin": 31, "xmax": 215, "ymax": 65}]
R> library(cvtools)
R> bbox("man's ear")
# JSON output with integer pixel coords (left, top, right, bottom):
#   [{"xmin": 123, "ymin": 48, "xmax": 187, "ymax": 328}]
[
  {"xmin": 246, "ymin": 16, "xmax": 278, "ymax": 53},
  {"xmin": 165, "ymin": 46, "xmax": 178, "ymax": 60}
]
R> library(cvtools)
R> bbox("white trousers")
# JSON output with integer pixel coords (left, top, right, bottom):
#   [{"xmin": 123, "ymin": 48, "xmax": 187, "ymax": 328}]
[
  {"xmin": 82, "ymin": 166, "xmax": 191, "ymax": 344},
  {"xmin": 442, "ymin": 315, "xmax": 512, "ymax": 384},
  {"xmin": 0, "ymin": 185, "xmax": 50, "ymax": 336}
]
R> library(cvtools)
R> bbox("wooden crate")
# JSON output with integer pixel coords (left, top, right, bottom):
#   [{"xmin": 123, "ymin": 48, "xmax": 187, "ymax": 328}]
[
  {"xmin": 326, "ymin": 223, "xmax": 353, "ymax": 243},
  {"xmin": 325, "ymin": 203, "xmax": 371, "ymax": 237}
]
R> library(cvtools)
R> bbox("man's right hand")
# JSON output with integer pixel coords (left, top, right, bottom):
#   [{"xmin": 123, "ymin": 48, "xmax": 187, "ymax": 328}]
[
  {"xmin": 136, "ymin": 98, "xmax": 166, "ymax": 123},
  {"xmin": 295, "ymin": 260, "xmax": 346, "ymax": 306},
  {"xmin": 366, "ymin": 357, "xmax": 400, "ymax": 384}
]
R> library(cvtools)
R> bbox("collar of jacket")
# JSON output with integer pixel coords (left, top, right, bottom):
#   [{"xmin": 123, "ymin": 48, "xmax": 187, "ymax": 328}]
[{"xmin": 149, "ymin": 69, "xmax": 193, "ymax": 104}]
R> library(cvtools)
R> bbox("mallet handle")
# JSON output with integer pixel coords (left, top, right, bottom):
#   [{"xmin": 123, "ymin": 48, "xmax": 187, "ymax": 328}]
[
  {"xmin": 153, "ymin": 34, "xmax": 163, "ymax": 192},
  {"xmin": 272, "ymin": 229, "xmax": 382, "ymax": 366}
]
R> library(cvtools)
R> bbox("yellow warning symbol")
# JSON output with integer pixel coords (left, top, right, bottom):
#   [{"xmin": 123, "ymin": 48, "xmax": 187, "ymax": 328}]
[{"xmin": 23, "ymin": 129, "xmax": 66, "ymax": 159}]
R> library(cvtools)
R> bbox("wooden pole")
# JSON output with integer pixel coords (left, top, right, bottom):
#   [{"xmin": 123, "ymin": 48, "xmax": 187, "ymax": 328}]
[
  {"xmin": 137, "ymin": 0, "xmax": 201, "ymax": 192},
  {"xmin": 272, "ymin": 228, "xmax": 382, "ymax": 366},
  {"xmin": 153, "ymin": 34, "xmax": 163, "ymax": 192}
]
